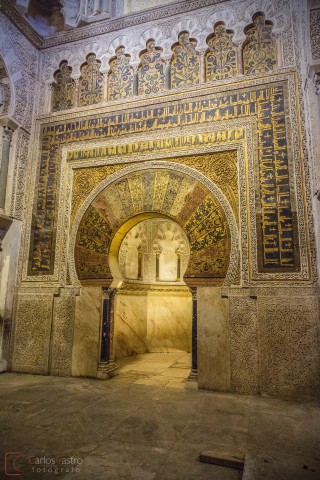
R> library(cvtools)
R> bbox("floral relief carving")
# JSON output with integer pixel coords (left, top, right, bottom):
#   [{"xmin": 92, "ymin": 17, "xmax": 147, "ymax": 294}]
[
  {"xmin": 138, "ymin": 39, "xmax": 165, "ymax": 95},
  {"xmin": 171, "ymin": 31, "xmax": 200, "ymax": 88},
  {"xmin": 108, "ymin": 46, "xmax": 134, "ymax": 100},
  {"xmin": 205, "ymin": 22, "xmax": 238, "ymax": 81},
  {"xmin": 243, "ymin": 12, "xmax": 277, "ymax": 75},
  {"xmin": 310, "ymin": 8, "xmax": 320, "ymax": 60},
  {"xmin": 51, "ymin": 60, "xmax": 76, "ymax": 112},
  {"xmin": 79, "ymin": 53, "xmax": 104, "ymax": 106}
]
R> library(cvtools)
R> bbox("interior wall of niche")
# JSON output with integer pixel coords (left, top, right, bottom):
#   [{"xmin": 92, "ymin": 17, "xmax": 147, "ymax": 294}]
[{"xmin": 113, "ymin": 217, "xmax": 192, "ymax": 361}]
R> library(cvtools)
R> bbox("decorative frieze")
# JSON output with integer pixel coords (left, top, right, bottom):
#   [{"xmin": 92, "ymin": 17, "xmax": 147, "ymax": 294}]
[{"xmin": 310, "ymin": 8, "xmax": 320, "ymax": 60}]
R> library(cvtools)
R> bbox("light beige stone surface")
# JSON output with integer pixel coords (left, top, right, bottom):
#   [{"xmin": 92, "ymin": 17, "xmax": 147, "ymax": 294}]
[
  {"xmin": 114, "ymin": 288, "xmax": 192, "ymax": 357},
  {"xmin": 197, "ymin": 286, "xmax": 230, "ymax": 391},
  {"xmin": 114, "ymin": 291, "xmax": 148, "ymax": 357},
  {"xmin": 146, "ymin": 290, "xmax": 192, "ymax": 353},
  {"xmin": 72, "ymin": 286, "xmax": 101, "ymax": 377}
]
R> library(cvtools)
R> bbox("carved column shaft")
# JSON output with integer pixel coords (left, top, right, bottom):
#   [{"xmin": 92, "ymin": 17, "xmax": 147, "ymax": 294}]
[
  {"xmin": 74, "ymin": 78, "xmax": 80, "ymax": 107},
  {"xmin": 237, "ymin": 42, "xmax": 243, "ymax": 75},
  {"xmin": 200, "ymin": 51, "xmax": 206, "ymax": 83},
  {"xmin": 48, "ymin": 83, "xmax": 53, "ymax": 113},
  {"xmin": 0, "ymin": 126, "xmax": 13, "ymax": 210},
  {"xmin": 165, "ymin": 59, "xmax": 171, "ymax": 90},
  {"xmin": 103, "ymin": 71, "xmax": 108, "ymax": 100},
  {"xmin": 187, "ymin": 286, "xmax": 198, "ymax": 380},
  {"xmin": 97, "ymin": 287, "xmax": 118, "ymax": 379},
  {"xmin": 133, "ymin": 65, "xmax": 139, "ymax": 96},
  {"xmin": 94, "ymin": 0, "xmax": 100, "ymax": 13}
]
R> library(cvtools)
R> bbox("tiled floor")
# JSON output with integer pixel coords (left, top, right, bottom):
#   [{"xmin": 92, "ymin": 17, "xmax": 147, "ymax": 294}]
[{"xmin": 0, "ymin": 353, "xmax": 319, "ymax": 480}]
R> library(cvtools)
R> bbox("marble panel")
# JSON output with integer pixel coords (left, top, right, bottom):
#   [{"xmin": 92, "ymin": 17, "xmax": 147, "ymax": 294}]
[
  {"xmin": 146, "ymin": 289, "xmax": 192, "ymax": 353},
  {"xmin": 197, "ymin": 287, "xmax": 230, "ymax": 391},
  {"xmin": 114, "ymin": 291, "xmax": 148, "ymax": 357},
  {"xmin": 72, "ymin": 286, "xmax": 101, "ymax": 377}
]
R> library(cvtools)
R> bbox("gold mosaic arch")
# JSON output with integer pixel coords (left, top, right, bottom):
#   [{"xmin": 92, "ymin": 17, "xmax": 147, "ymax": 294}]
[{"xmin": 71, "ymin": 163, "xmax": 237, "ymax": 284}]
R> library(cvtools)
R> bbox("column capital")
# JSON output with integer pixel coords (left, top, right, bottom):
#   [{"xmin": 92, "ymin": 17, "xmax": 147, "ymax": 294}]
[
  {"xmin": 190, "ymin": 286, "xmax": 197, "ymax": 300},
  {"xmin": 0, "ymin": 117, "xmax": 19, "ymax": 132},
  {"xmin": 2, "ymin": 125, "xmax": 13, "ymax": 143}
]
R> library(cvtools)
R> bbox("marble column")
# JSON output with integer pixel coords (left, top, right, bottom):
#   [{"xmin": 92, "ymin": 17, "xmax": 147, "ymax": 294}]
[
  {"xmin": 237, "ymin": 41, "xmax": 244, "ymax": 75},
  {"xmin": 200, "ymin": 51, "xmax": 206, "ymax": 84},
  {"xmin": 0, "ymin": 126, "xmax": 13, "ymax": 210},
  {"xmin": 165, "ymin": 59, "xmax": 171, "ymax": 90},
  {"xmin": 103, "ymin": 71, "xmax": 109, "ymax": 100},
  {"xmin": 187, "ymin": 287, "xmax": 198, "ymax": 381},
  {"xmin": 74, "ymin": 78, "xmax": 80, "ymax": 107},
  {"xmin": 97, "ymin": 287, "xmax": 118, "ymax": 379},
  {"xmin": 133, "ymin": 65, "xmax": 139, "ymax": 96}
]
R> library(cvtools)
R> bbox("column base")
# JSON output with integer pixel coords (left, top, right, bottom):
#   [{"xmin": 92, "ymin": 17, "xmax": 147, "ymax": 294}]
[
  {"xmin": 97, "ymin": 361, "xmax": 118, "ymax": 380},
  {"xmin": 0, "ymin": 358, "xmax": 7, "ymax": 373},
  {"xmin": 186, "ymin": 369, "xmax": 198, "ymax": 381}
]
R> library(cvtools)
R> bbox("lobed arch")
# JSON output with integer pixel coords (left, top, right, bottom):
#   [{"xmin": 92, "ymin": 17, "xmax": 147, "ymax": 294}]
[{"xmin": 47, "ymin": 11, "xmax": 280, "ymax": 111}]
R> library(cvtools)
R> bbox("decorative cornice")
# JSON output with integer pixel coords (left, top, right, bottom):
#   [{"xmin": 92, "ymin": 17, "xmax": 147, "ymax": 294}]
[
  {"xmin": 1, "ymin": 0, "xmax": 231, "ymax": 50},
  {"xmin": 42, "ymin": 0, "xmax": 230, "ymax": 49},
  {"xmin": 0, "ymin": 0, "xmax": 42, "ymax": 49}
]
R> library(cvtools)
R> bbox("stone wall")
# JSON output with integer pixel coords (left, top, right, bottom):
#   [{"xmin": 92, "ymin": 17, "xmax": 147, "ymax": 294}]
[{"xmin": 3, "ymin": 0, "xmax": 320, "ymax": 400}]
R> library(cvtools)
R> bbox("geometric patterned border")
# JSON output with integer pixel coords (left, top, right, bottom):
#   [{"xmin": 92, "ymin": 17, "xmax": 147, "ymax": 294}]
[{"xmin": 20, "ymin": 72, "xmax": 311, "ymax": 285}]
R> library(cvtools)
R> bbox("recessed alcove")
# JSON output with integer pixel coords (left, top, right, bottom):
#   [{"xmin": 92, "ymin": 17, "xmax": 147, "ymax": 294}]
[{"xmin": 114, "ymin": 217, "xmax": 192, "ymax": 365}]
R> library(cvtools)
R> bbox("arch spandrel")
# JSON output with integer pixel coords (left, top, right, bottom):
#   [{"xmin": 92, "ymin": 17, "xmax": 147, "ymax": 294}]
[{"xmin": 72, "ymin": 163, "xmax": 238, "ymax": 286}]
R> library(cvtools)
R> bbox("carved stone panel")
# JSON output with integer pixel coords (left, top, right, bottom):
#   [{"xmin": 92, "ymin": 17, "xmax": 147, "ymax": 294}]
[
  {"xmin": 205, "ymin": 23, "xmax": 238, "ymax": 82},
  {"xmin": 52, "ymin": 61, "xmax": 76, "ymax": 112},
  {"xmin": 12, "ymin": 292, "xmax": 54, "ymax": 374},
  {"xmin": 171, "ymin": 31, "xmax": 200, "ymax": 89},
  {"xmin": 258, "ymin": 296, "xmax": 320, "ymax": 398},
  {"xmin": 79, "ymin": 53, "xmax": 103, "ymax": 106},
  {"xmin": 229, "ymin": 296, "xmax": 260, "ymax": 394},
  {"xmin": 310, "ymin": 8, "xmax": 320, "ymax": 60},
  {"xmin": 108, "ymin": 46, "xmax": 134, "ymax": 100},
  {"xmin": 138, "ymin": 40, "xmax": 165, "ymax": 95},
  {"xmin": 50, "ymin": 288, "xmax": 76, "ymax": 376},
  {"xmin": 243, "ymin": 12, "xmax": 277, "ymax": 75}
]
